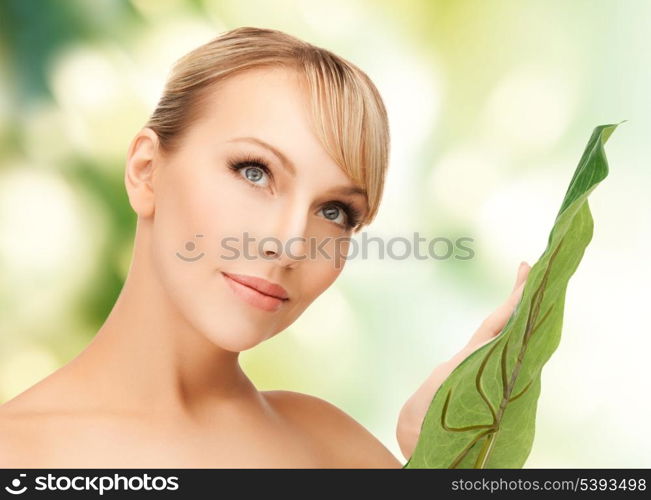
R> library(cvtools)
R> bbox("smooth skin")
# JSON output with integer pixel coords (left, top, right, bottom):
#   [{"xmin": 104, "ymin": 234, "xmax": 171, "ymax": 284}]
[{"xmin": 0, "ymin": 66, "xmax": 530, "ymax": 468}]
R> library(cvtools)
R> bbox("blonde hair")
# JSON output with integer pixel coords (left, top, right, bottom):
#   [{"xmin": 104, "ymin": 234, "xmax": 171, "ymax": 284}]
[{"xmin": 145, "ymin": 26, "xmax": 390, "ymax": 231}]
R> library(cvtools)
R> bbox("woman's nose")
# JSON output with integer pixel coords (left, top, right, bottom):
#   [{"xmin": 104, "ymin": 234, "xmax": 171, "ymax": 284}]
[
  {"xmin": 261, "ymin": 236, "xmax": 307, "ymax": 268},
  {"xmin": 261, "ymin": 209, "xmax": 309, "ymax": 268}
]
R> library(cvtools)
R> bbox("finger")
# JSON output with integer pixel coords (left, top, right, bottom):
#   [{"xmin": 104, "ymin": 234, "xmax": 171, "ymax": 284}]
[
  {"xmin": 477, "ymin": 280, "xmax": 526, "ymax": 339},
  {"xmin": 511, "ymin": 261, "xmax": 531, "ymax": 292},
  {"xmin": 508, "ymin": 278, "xmax": 527, "ymax": 307},
  {"xmin": 467, "ymin": 266, "xmax": 530, "ymax": 350}
]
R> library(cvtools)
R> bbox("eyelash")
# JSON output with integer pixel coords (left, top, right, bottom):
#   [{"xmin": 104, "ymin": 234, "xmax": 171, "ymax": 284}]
[{"xmin": 226, "ymin": 154, "xmax": 363, "ymax": 230}]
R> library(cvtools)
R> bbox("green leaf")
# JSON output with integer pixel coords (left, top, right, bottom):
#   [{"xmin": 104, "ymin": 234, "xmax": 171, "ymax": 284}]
[{"xmin": 403, "ymin": 122, "xmax": 624, "ymax": 469}]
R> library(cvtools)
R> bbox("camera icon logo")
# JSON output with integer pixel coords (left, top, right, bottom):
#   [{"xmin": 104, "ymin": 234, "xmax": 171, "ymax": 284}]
[
  {"xmin": 4, "ymin": 473, "xmax": 27, "ymax": 495},
  {"xmin": 176, "ymin": 234, "xmax": 205, "ymax": 262}
]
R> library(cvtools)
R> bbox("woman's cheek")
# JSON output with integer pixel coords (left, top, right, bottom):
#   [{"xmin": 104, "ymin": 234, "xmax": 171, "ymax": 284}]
[
  {"xmin": 305, "ymin": 257, "xmax": 344, "ymax": 298},
  {"xmin": 311, "ymin": 232, "xmax": 351, "ymax": 271}
]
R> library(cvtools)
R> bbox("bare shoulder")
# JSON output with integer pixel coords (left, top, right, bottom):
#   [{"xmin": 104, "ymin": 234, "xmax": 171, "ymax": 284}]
[
  {"xmin": 0, "ymin": 406, "xmax": 40, "ymax": 468},
  {"xmin": 0, "ymin": 383, "xmax": 84, "ymax": 468},
  {"xmin": 263, "ymin": 389, "xmax": 403, "ymax": 468},
  {"xmin": 0, "ymin": 414, "xmax": 17, "ymax": 467}
]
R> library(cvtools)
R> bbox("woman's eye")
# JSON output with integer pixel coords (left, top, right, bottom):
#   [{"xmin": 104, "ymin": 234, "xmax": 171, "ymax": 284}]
[
  {"xmin": 228, "ymin": 157, "xmax": 361, "ymax": 230},
  {"xmin": 244, "ymin": 166, "xmax": 267, "ymax": 185},
  {"xmin": 229, "ymin": 161, "xmax": 270, "ymax": 188},
  {"xmin": 321, "ymin": 205, "xmax": 345, "ymax": 226}
]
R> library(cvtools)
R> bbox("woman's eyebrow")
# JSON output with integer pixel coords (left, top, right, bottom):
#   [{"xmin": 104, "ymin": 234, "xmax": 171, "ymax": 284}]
[
  {"xmin": 225, "ymin": 136, "xmax": 296, "ymax": 176},
  {"xmin": 326, "ymin": 185, "xmax": 368, "ymax": 197},
  {"xmin": 225, "ymin": 136, "xmax": 368, "ymax": 198}
]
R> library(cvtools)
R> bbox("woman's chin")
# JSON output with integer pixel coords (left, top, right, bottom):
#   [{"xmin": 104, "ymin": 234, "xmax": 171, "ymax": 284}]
[{"xmin": 201, "ymin": 327, "xmax": 272, "ymax": 353}]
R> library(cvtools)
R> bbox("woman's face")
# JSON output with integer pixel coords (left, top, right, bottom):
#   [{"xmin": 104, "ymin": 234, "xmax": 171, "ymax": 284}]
[{"xmin": 139, "ymin": 67, "xmax": 369, "ymax": 352}]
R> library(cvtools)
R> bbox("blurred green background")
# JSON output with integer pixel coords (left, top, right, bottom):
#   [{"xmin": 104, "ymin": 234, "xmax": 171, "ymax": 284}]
[{"xmin": 1, "ymin": 0, "xmax": 649, "ymax": 467}]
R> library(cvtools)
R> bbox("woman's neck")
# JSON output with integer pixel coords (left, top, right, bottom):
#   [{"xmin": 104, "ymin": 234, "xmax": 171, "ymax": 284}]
[{"xmin": 56, "ymin": 224, "xmax": 258, "ymax": 421}]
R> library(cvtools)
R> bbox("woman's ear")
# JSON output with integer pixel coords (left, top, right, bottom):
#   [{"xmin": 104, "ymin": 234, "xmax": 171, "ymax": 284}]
[{"xmin": 125, "ymin": 127, "xmax": 160, "ymax": 218}]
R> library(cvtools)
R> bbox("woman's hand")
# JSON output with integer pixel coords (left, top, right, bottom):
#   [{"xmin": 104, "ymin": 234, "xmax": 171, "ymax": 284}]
[{"xmin": 396, "ymin": 261, "xmax": 532, "ymax": 461}]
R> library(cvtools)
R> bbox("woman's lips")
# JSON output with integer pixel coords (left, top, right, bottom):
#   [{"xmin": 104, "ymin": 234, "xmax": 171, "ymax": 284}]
[
  {"xmin": 221, "ymin": 272, "xmax": 289, "ymax": 299},
  {"xmin": 221, "ymin": 272, "xmax": 289, "ymax": 312}
]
